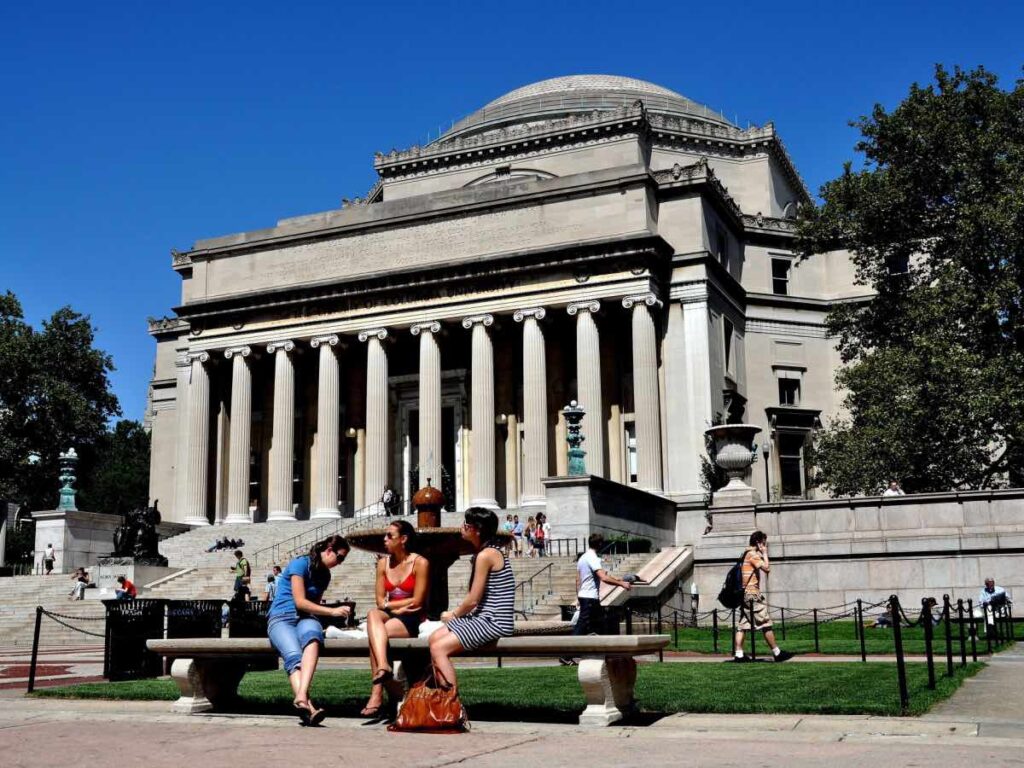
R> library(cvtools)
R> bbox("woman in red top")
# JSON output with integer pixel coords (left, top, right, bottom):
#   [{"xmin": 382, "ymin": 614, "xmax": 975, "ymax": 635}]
[{"xmin": 362, "ymin": 519, "xmax": 429, "ymax": 718}]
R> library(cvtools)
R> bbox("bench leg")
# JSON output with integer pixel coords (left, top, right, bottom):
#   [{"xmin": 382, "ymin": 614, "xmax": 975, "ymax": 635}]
[
  {"xmin": 577, "ymin": 656, "xmax": 637, "ymax": 727},
  {"xmin": 169, "ymin": 658, "xmax": 245, "ymax": 714}
]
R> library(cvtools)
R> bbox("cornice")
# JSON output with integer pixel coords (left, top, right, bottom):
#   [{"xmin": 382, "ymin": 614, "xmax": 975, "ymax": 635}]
[
  {"xmin": 742, "ymin": 213, "xmax": 797, "ymax": 238},
  {"xmin": 653, "ymin": 158, "xmax": 743, "ymax": 225},
  {"xmin": 147, "ymin": 316, "xmax": 189, "ymax": 337}
]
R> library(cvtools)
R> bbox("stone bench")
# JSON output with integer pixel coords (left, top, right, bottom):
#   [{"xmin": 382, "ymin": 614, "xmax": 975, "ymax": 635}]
[{"xmin": 148, "ymin": 633, "xmax": 670, "ymax": 726}]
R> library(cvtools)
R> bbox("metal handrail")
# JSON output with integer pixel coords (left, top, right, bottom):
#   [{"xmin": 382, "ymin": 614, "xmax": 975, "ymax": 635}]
[
  {"xmin": 514, "ymin": 562, "xmax": 555, "ymax": 616},
  {"xmin": 594, "ymin": 523, "xmax": 650, "ymax": 557},
  {"xmin": 252, "ymin": 501, "xmax": 410, "ymax": 566}
]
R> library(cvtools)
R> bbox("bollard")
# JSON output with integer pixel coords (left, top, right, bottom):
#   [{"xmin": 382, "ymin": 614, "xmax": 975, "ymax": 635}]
[
  {"xmin": 1009, "ymin": 604, "xmax": 1015, "ymax": 642},
  {"xmin": 957, "ymin": 599, "xmax": 967, "ymax": 668},
  {"xmin": 712, "ymin": 609, "xmax": 720, "ymax": 654},
  {"xmin": 922, "ymin": 598, "xmax": 936, "ymax": 690},
  {"xmin": 813, "ymin": 608, "xmax": 820, "ymax": 653},
  {"xmin": 890, "ymin": 595, "xmax": 910, "ymax": 714},
  {"xmin": 856, "ymin": 599, "xmax": 863, "ymax": 642},
  {"xmin": 673, "ymin": 609, "xmax": 679, "ymax": 649},
  {"xmin": 27, "ymin": 606, "xmax": 43, "ymax": 694},
  {"xmin": 626, "ymin": 606, "xmax": 633, "ymax": 635},
  {"xmin": 943, "ymin": 595, "xmax": 954, "ymax": 677},
  {"xmin": 984, "ymin": 604, "xmax": 993, "ymax": 655},
  {"xmin": 967, "ymin": 599, "xmax": 978, "ymax": 662},
  {"xmin": 858, "ymin": 600, "xmax": 867, "ymax": 663},
  {"xmin": 749, "ymin": 598, "xmax": 757, "ymax": 661},
  {"xmin": 781, "ymin": 607, "xmax": 787, "ymax": 641}
]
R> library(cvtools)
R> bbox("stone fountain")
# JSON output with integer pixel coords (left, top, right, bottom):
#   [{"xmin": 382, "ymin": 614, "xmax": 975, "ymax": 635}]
[{"xmin": 345, "ymin": 482, "xmax": 509, "ymax": 619}]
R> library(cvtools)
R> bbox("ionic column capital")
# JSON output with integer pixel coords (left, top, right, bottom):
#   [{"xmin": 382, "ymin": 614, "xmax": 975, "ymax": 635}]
[
  {"xmin": 185, "ymin": 351, "xmax": 210, "ymax": 364},
  {"xmin": 175, "ymin": 354, "xmax": 193, "ymax": 368},
  {"xmin": 357, "ymin": 328, "xmax": 389, "ymax": 343},
  {"xmin": 567, "ymin": 300, "xmax": 601, "ymax": 316},
  {"xmin": 513, "ymin": 307, "xmax": 546, "ymax": 323},
  {"xmin": 310, "ymin": 334, "xmax": 340, "ymax": 348},
  {"xmin": 461, "ymin": 313, "xmax": 494, "ymax": 330},
  {"xmin": 266, "ymin": 340, "xmax": 296, "ymax": 354},
  {"xmin": 410, "ymin": 321, "xmax": 442, "ymax": 336},
  {"xmin": 224, "ymin": 346, "xmax": 252, "ymax": 359},
  {"xmin": 621, "ymin": 293, "xmax": 663, "ymax": 310}
]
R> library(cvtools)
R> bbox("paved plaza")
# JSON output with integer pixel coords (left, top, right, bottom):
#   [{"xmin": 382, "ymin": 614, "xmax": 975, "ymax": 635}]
[{"xmin": 2, "ymin": 645, "xmax": 1022, "ymax": 767}]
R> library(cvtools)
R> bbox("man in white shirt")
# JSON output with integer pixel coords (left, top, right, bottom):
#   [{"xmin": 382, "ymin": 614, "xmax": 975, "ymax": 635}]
[
  {"xmin": 43, "ymin": 544, "xmax": 56, "ymax": 575},
  {"xmin": 574, "ymin": 533, "xmax": 632, "ymax": 636},
  {"xmin": 978, "ymin": 578, "xmax": 1010, "ymax": 638},
  {"xmin": 882, "ymin": 480, "xmax": 906, "ymax": 497}
]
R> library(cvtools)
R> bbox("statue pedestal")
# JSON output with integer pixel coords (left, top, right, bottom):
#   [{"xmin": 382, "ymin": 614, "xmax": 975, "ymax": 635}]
[
  {"xmin": 33, "ymin": 509, "xmax": 120, "ymax": 575},
  {"xmin": 96, "ymin": 557, "xmax": 177, "ymax": 597}
]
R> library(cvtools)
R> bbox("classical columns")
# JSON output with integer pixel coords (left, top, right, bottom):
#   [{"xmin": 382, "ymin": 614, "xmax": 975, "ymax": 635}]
[
  {"xmin": 567, "ymin": 301, "xmax": 604, "ymax": 477},
  {"xmin": 623, "ymin": 293, "xmax": 664, "ymax": 492},
  {"xmin": 267, "ymin": 341, "xmax": 296, "ymax": 521},
  {"xmin": 514, "ymin": 307, "xmax": 548, "ymax": 507},
  {"xmin": 183, "ymin": 352, "xmax": 211, "ymax": 526},
  {"xmin": 223, "ymin": 347, "xmax": 254, "ymax": 524},
  {"xmin": 173, "ymin": 354, "xmax": 191, "ymax": 520},
  {"xmin": 462, "ymin": 314, "xmax": 498, "ymax": 509},
  {"xmin": 359, "ymin": 328, "xmax": 389, "ymax": 509},
  {"xmin": 311, "ymin": 335, "xmax": 341, "ymax": 520},
  {"xmin": 411, "ymin": 322, "xmax": 442, "ymax": 489}
]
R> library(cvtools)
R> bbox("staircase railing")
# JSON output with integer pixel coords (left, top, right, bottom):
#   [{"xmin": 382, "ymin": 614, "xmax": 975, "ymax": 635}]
[
  {"xmin": 514, "ymin": 562, "xmax": 555, "ymax": 616},
  {"xmin": 252, "ymin": 501, "xmax": 411, "ymax": 566}
]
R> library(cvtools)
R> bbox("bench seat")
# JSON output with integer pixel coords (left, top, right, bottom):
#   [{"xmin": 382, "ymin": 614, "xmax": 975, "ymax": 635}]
[{"xmin": 148, "ymin": 634, "xmax": 669, "ymax": 726}]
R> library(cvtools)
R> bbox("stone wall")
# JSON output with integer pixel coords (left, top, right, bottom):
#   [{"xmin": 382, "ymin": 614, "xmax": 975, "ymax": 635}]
[{"xmin": 687, "ymin": 490, "xmax": 1024, "ymax": 610}]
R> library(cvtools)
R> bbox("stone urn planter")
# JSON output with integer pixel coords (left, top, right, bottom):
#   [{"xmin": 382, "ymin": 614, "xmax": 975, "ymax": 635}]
[{"xmin": 704, "ymin": 423, "xmax": 762, "ymax": 507}]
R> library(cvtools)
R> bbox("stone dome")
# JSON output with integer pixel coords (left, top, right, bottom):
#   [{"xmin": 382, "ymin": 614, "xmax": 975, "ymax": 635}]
[{"xmin": 440, "ymin": 75, "xmax": 734, "ymax": 142}]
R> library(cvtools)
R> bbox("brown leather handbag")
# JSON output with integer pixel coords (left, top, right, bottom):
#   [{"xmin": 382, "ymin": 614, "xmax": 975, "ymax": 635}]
[{"xmin": 388, "ymin": 665, "xmax": 469, "ymax": 733}]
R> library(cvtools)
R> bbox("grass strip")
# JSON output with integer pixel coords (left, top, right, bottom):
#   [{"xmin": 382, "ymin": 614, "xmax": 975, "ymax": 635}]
[{"xmin": 30, "ymin": 661, "xmax": 981, "ymax": 718}]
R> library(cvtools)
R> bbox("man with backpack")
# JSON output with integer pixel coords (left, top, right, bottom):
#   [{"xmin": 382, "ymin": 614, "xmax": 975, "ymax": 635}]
[{"xmin": 726, "ymin": 531, "xmax": 792, "ymax": 663}]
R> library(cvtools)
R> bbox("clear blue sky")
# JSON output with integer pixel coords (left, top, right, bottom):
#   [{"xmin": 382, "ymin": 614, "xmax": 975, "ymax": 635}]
[{"xmin": 2, "ymin": 1, "xmax": 1021, "ymax": 422}]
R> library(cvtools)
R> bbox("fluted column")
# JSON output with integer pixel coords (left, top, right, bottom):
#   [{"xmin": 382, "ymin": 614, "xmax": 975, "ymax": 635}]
[
  {"xmin": 567, "ymin": 301, "xmax": 604, "ymax": 477},
  {"xmin": 514, "ymin": 308, "xmax": 548, "ymax": 507},
  {"xmin": 411, "ymin": 322, "xmax": 443, "ymax": 489},
  {"xmin": 267, "ymin": 341, "xmax": 296, "ymax": 521},
  {"xmin": 223, "ymin": 347, "xmax": 254, "ymax": 523},
  {"xmin": 463, "ymin": 314, "xmax": 498, "ymax": 509},
  {"xmin": 183, "ymin": 352, "xmax": 211, "ymax": 526},
  {"xmin": 359, "ymin": 328, "xmax": 389, "ymax": 510},
  {"xmin": 173, "ymin": 354, "xmax": 191, "ymax": 520},
  {"xmin": 623, "ymin": 293, "xmax": 664, "ymax": 492},
  {"xmin": 311, "ymin": 335, "xmax": 341, "ymax": 520}
]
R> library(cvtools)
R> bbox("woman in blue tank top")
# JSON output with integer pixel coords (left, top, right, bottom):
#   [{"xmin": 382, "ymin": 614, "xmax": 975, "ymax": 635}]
[{"xmin": 267, "ymin": 534, "xmax": 351, "ymax": 725}]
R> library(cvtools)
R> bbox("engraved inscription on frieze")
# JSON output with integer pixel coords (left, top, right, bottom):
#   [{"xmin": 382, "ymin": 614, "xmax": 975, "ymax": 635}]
[{"xmin": 203, "ymin": 191, "xmax": 646, "ymax": 299}]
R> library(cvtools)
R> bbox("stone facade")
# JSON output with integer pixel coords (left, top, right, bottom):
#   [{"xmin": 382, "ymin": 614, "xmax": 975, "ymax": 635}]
[{"xmin": 147, "ymin": 75, "xmax": 859, "ymax": 526}]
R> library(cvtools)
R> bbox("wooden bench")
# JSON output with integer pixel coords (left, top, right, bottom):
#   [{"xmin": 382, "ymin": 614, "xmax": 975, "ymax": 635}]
[{"xmin": 148, "ymin": 633, "xmax": 670, "ymax": 726}]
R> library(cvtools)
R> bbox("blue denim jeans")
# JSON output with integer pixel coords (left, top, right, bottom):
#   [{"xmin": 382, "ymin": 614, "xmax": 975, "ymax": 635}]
[{"xmin": 268, "ymin": 614, "xmax": 324, "ymax": 674}]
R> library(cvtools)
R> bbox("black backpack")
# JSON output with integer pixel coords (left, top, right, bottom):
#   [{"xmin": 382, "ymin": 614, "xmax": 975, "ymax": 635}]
[{"xmin": 717, "ymin": 555, "xmax": 748, "ymax": 609}]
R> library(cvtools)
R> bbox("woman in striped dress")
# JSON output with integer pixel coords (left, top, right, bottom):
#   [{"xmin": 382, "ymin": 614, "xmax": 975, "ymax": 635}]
[{"xmin": 429, "ymin": 507, "xmax": 515, "ymax": 688}]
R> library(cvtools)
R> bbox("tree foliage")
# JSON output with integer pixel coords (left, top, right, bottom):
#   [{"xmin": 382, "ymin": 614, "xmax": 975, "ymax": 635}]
[
  {"xmin": 796, "ymin": 66, "xmax": 1024, "ymax": 495},
  {"xmin": 0, "ymin": 291, "xmax": 123, "ymax": 509}
]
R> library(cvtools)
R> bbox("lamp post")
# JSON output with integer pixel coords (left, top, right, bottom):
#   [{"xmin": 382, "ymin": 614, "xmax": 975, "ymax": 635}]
[
  {"xmin": 57, "ymin": 448, "xmax": 78, "ymax": 512},
  {"xmin": 762, "ymin": 440, "xmax": 771, "ymax": 501},
  {"xmin": 563, "ymin": 400, "xmax": 587, "ymax": 476}
]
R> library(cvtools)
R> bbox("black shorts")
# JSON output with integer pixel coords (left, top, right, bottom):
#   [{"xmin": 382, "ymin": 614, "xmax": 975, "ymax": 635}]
[{"xmin": 387, "ymin": 611, "xmax": 422, "ymax": 637}]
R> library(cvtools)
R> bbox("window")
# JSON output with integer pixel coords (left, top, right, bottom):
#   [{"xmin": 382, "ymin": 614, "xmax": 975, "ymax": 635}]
[
  {"xmin": 778, "ymin": 378, "xmax": 800, "ymax": 406},
  {"xmin": 715, "ymin": 225, "xmax": 730, "ymax": 270},
  {"xmin": 624, "ymin": 419, "xmax": 638, "ymax": 485},
  {"xmin": 723, "ymin": 318, "xmax": 734, "ymax": 376},
  {"xmin": 778, "ymin": 433, "xmax": 806, "ymax": 498},
  {"xmin": 771, "ymin": 258, "xmax": 791, "ymax": 295}
]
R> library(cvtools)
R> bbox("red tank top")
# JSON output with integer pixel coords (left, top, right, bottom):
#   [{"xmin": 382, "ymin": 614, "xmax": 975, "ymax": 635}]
[{"xmin": 383, "ymin": 557, "xmax": 418, "ymax": 600}]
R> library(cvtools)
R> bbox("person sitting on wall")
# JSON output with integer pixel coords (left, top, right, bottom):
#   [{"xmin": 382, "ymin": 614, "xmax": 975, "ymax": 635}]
[
  {"xmin": 115, "ymin": 575, "xmax": 137, "ymax": 600},
  {"xmin": 882, "ymin": 480, "xmax": 906, "ymax": 497},
  {"xmin": 361, "ymin": 519, "xmax": 429, "ymax": 719}
]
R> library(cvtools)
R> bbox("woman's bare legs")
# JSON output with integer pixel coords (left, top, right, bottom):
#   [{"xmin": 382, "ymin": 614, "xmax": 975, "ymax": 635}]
[
  {"xmin": 428, "ymin": 626, "xmax": 465, "ymax": 689},
  {"xmin": 296, "ymin": 641, "xmax": 320, "ymax": 706},
  {"xmin": 364, "ymin": 612, "xmax": 411, "ymax": 713}
]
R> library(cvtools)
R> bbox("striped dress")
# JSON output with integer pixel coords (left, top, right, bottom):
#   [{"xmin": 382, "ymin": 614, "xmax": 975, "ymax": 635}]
[{"xmin": 446, "ymin": 544, "xmax": 516, "ymax": 650}]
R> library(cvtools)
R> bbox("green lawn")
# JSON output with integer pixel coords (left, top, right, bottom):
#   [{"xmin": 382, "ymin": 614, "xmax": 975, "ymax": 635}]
[
  {"xmin": 669, "ymin": 619, "xmax": 1010, "ymax": 656},
  {"xmin": 31, "ymin": 661, "xmax": 981, "ymax": 718}
]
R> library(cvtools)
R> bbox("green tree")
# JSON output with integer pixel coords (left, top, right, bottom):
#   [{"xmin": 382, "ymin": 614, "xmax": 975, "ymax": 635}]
[
  {"xmin": 796, "ymin": 66, "xmax": 1024, "ymax": 495},
  {"xmin": 80, "ymin": 419, "xmax": 151, "ymax": 515},
  {"xmin": 0, "ymin": 291, "xmax": 121, "ymax": 509}
]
